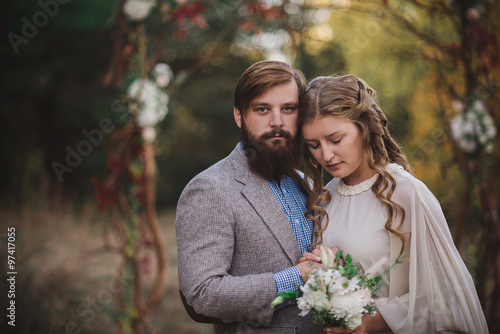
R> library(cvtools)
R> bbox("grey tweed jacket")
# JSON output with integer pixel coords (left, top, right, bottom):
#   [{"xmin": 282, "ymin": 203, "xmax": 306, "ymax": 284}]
[{"xmin": 175, "ymin": 144, "xmax": 323, "ymax": 333}]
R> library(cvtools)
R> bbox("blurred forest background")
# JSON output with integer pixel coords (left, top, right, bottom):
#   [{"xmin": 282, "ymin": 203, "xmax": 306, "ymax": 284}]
[{"xmin": 1, "ymin": 0, "xmax": 499, "ymax": 333}]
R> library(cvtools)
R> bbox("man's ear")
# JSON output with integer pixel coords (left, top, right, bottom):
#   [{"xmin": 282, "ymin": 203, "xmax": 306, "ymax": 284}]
[{"xmin": 234, "ymin": 107, "xmax": 243, "ymax": 128}]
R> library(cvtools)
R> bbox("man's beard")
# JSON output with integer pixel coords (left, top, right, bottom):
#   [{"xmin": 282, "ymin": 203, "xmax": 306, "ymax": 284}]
[{"xmin": 240, "ymin": 121, "xmax": 301, "ymax": 180}]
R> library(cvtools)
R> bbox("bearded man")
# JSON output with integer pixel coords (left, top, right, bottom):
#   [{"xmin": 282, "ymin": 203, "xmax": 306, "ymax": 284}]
[{"xmin": 175, "ymin": 60, "xmax": 324, "ymax": 334}]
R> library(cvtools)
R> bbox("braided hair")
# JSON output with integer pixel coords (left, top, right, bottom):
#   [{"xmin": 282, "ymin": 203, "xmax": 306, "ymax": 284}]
[{"xmin": 300, "ymin": 74, "xmax": 411, "ymax": 258}]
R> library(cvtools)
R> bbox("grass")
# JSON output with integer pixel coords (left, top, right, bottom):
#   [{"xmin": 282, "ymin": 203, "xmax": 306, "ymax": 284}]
[
  {"xmin": 0, "ymin": 204, "xmax": 212, "ymax": 334},
  {"xmin": 4, "ymin": 201, "xmax": 496, "ymax": 333}
]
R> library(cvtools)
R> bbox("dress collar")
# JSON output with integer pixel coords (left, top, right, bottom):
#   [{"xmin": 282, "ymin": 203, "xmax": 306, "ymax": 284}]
[
  {"xmin": 337, "ymin": 163, "xmax": 404, "ymax": 196},
  {"xmin": 337, "ymin": 173, "xmax": 378, "ymax": 196}
]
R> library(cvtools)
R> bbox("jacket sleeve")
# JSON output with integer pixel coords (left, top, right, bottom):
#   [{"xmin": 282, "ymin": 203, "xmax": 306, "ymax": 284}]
[
  {"xmin": 175, "ymin": 175, "xmax": 277, "ymax": 326},
  {"xmin": 379, "ymin": 176, "xmax": 488, "ymax": 334}
]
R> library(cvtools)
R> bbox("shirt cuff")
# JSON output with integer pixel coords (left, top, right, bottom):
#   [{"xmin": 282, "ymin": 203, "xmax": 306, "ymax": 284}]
[{"xmin": 273, "ymin": 266, "xmax": 303, "ymax": 294}]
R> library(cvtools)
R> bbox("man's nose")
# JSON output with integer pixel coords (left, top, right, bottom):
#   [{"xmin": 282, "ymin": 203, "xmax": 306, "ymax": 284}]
[{"xmin": 269, "ymin": 109, "xmax": 284, "ymax": 127}]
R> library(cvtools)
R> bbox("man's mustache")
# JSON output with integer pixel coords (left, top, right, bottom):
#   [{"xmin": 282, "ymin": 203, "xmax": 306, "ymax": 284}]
[{"xmin": 260, "ymin": 128, "xmax": 292, "ymax": 140}]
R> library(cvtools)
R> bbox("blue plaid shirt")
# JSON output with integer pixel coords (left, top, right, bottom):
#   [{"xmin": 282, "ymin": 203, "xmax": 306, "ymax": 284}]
[{"xmin": 267, "ymin": 176, "xmax": 314, "ymax": 296}]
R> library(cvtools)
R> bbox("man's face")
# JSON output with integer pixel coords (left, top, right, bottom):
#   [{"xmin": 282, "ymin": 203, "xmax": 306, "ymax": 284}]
[
  {"xmin": 234, "ymin": 81, "xmax": 299, "ymax": 146},
  {"xmin": 234, "ymin": 81, "xmax": 301, "ymax": 179}
]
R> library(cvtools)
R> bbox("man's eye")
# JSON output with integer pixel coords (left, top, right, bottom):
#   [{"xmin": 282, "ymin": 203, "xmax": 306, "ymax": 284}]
[{"xmin": 283, "ymin": 107, "xmax": 296, "ymax": 113}]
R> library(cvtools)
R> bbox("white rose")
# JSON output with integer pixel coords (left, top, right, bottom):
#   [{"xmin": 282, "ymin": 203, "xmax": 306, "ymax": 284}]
[
  {"xmin": 127, "ymin": 78, "xmax": 169, "ymax": 127},
  {"xmin": 346, "ymin": 315, "xmax": 362, "ymax": 329},
  {"xmin": 450, "ymin": 100, "xmax": 496, "ymax": 154},
  {"xmin": 123, "ymin": 0, "xmax": 156, "ymax": 21},
  {"xmin": 154, "ymin": 63, "xmax": 174, "ymax": 88},
  {"xmin": 450, "ymin": 113, "xmax": 477, "ymax": 153},
  {"xmin": 311, "ymin": 290, "xmax": 329, "ymax": 312}
]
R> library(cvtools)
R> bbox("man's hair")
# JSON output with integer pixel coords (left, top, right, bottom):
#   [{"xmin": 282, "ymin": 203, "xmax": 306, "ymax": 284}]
[{"xmin": 234, "ymin": 60, "xmax": 306, "ymax": 115}]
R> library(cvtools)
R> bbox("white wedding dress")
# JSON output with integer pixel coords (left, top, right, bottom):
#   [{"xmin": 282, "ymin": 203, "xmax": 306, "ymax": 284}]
[{"xmin": 321, "ymin": 164, "xmax": 488, "ymax": 333}]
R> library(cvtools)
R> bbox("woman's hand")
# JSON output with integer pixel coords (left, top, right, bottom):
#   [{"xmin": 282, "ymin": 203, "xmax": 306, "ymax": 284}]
[
  {"xmin": 299, "ymin": 249, "xmax": 322, "ymax": 263},
  {"xmin": 324, "ymin": 328, "xmax": 364, "ymax": 334},
  {"xmin": 299, "ymin": 246, "xmax": 342, "ymax": 266},
  {"xmin": 324, "ymin": 312, "xmax": 389, "ymax": 333},
  {"xmin": 324, "ymin": 317, "xmax": 368, "ymax": 334},
  {"xmin": 324, "ymin": 328, "xmax": 363, "ymax": 334}
]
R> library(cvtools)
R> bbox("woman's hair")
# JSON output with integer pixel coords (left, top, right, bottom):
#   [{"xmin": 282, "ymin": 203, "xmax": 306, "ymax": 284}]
[
  {"xmin": 299, "ymin": 74, "xmax": 411, "ymax": 258},
  {"xmin": 234, "ymin": 60, "xmax": 306, "ymax": 115}
]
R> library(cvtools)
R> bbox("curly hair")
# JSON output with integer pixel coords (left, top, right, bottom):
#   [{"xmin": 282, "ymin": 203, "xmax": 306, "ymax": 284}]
[{"xmin": 299, "ymin": 74, "xmax": 412, "ymax": 258}]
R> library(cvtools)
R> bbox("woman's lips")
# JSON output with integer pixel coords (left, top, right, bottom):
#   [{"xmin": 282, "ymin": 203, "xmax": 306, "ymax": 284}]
[{"xmin": 326, "ymin": 162, "xmax": 342, "ymax": 170}]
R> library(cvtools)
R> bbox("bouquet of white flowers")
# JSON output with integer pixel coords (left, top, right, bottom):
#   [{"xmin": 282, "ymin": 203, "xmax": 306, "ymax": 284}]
[{"xmin": 272, "ymin": 246, "xmax": 399, "ymax": 329}]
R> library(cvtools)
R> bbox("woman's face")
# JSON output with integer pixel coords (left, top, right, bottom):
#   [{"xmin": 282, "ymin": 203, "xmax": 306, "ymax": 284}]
[{"xmin": 302, "ymin": 115, "xmax": 374, "ymax": 185}]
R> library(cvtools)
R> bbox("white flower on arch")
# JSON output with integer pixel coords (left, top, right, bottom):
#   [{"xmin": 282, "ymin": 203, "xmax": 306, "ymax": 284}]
[{"xmin": 123, "ymin": 0, "xmax": 157, "ymax": 22}]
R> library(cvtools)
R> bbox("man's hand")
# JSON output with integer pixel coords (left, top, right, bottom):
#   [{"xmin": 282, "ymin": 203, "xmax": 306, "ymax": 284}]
[{"xmin": 296, "ymin": 259, "xmax": 323, "ymax": 282}]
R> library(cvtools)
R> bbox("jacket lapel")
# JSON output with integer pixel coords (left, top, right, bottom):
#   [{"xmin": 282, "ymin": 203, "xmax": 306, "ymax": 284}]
[{"xmin": 229, "ymin": 144, "xmax": 302, "ymax": 264}]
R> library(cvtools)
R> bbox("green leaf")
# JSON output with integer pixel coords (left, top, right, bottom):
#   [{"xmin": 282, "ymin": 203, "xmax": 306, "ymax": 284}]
[
  {"xmin": 271, "ymin": 290, "xmax": 300, "ymax": 307},
  {"xmin": 278, "ymin": 290, "xmax": 300, "ymax": 299},
  {"xmin": 335, "ymin": 250, "xmax": 343, "ymax": 269},
  {"xmin": 345, "ymin": 254, "xmax": 353, "ymax": 266}
]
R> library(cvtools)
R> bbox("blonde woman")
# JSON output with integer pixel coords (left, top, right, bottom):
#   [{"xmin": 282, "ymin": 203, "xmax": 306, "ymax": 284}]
[{"xmin": 299, "ymin": 75, "xmax": 488, "ymax": 334}]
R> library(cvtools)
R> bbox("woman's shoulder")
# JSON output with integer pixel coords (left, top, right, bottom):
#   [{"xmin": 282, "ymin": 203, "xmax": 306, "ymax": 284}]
[
  {"xmin": 388, "ymin": 164, "xmax": 437, "ymax": 205},
  {"xmin": 388, "ymin": 164, "xmax": 424, "ymax": 188}
]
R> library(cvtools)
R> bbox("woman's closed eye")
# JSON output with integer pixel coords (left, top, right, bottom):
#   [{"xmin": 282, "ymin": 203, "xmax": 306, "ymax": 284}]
[
  {"xmin": 306, "ymin": 142, "xmax": 320, "ymax": 149},
  {"xmin": 307, "ymin": 138, "xmax": 341, "ymax": 149}
]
